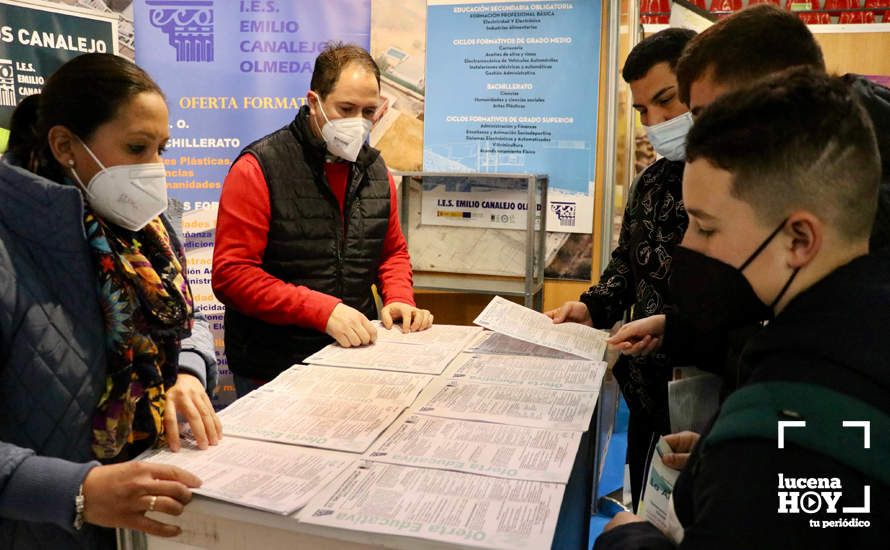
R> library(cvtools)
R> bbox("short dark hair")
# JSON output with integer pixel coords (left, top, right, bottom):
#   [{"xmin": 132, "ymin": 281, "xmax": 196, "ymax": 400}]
[
  {"xmin": 622, "ymin": 27, "xmax": 697, "ymax": 83},
  {"xmin": 676, "ymin": 4, "xmax": 824, "ymax": 105},
  {"xmin": 8, "ymin": 53, "xmax": 163, "ymax": 182},
  {"xmin": 310, "ymin": 42, "xmax": 380, "ymax": 98},
  {"xmin": 686, "ymin": 67, "xmax": 879, "ymax": 241}
]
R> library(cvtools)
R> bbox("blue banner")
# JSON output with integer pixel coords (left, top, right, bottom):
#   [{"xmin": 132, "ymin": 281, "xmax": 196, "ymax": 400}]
[
  {"xmin": 0, "ymin": 0, "xmax": 117, "ymax": 151},
  {"xmin": 135, "ymin": 0, "xmax": 371, "ymax": 206},
  {"xmin": 135, "ymin": 0, "xmax": 371, "ymax": 404},
  {"xmin": 423, "ymin": 0, "xmax": 601, "ymax": 234}
]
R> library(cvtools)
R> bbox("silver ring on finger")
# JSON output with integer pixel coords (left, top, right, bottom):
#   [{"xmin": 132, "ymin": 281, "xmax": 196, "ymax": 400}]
[{"xmin": 147, "ymin": 495, "xmax": 158, "ymax": 513}]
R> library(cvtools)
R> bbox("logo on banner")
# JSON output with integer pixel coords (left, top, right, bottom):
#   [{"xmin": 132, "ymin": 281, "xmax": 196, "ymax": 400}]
[
  {"xmin": 550, "ymin": 201, "xmax": 576, "ymax": 228},
  {"xmin": 776, "ymin": 419, "xmax": 871, "ymax": 528},
  {"xmin": 146, "ymin": 0, "xmax": 214, "ymax": 62},
  {"xmin": 0, "ymin": 59, "xmax": 15, "ymax": 107}
]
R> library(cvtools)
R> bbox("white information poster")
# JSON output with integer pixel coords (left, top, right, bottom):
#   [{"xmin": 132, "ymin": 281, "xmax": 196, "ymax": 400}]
[{"xmin": 422, "ymin": 0, "xmax": 602, "ymax": 235}]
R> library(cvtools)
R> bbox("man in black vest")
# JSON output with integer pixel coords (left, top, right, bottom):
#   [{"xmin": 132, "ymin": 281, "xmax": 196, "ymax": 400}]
[{"xmin": 213, "ymin": 43, "xmax": 432, "ymax": 396}]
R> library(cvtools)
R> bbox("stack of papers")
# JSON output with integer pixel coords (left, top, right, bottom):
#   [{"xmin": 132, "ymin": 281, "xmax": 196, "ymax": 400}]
[
  {"xmin": 142, "ymin": 437, "xmax": 355, "ymax": 515},
  {"xmin": 305, "ymin": 340, "xmax": 459, "ymax": 375},
  {"xmin": 304, "ymin": 322, "xmax": 482, "ymax": 375},
  {"xmin": 451, "ymin": 353, "xmax": 607, "ymax": 392},
  {"xmin": 366, "ymin": 414, "xmax": 581, "ymax": 483},
  {"xmin": 467, "ymin": 331, "xmax": 585, "ymax": 360},
  {"xmin": 143, "ymin": 309, "xmax": 608, "ymax": 547},
  {"xmin": 217, "ymin": 366, "xmax": 433, "ymax": 453},
  {"xmin": 218, "ymin": 389, "xmax": 405, "ymax": 453},
  {"xmin": 372, "ymin": 320, "xmax": 482, "ymax": 348},
  {"xmin": 219, "ymin": 374, "xmax": 414, "ymax": 453},
  {"xmin": 263, "ymin": 364, "xmax": 432, "ymax": 406},
  {"xmin": 300, "ymin": 462, "xmax": 565, "ymax": 549},
  {"xmin": 417, "ymin": 380, "xmax": 597, "ymax": 431},
  {"xmin": 473, "ymin": 296, "xmax": 609, "ymax": 360},
  {"xmin": 301, "ymin": 301, "xmax": 609, "ymax": 548}
]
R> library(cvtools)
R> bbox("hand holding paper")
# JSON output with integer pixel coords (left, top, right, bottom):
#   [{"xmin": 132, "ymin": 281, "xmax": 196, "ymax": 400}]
[
  {"xmin": 544, "ymin": 300, "xmax": 593, "ymax": 326},
  {"xmin": 474, "ymin": 296, "xmax": 608, "ymax": 361},
  {"xmin": 637, "ymin": 437, "xmax": 681, "ymax": 536},
  {"xmin": 662, "ymin": 431, "xmax": 701, "ymax": 471}
]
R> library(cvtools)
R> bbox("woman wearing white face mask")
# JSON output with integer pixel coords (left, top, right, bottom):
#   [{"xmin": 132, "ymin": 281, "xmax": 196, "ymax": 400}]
[
  {"xmin": 212, "ymin": 43, "xmax": 431, "ymax": 398},
  {"xmin": 0, "ymin": 53, "xmax": 221, "ymax": 549}
]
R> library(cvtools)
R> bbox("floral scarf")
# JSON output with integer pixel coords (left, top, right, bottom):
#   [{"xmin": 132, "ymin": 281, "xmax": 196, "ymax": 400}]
[{"xmin": 85, "ymin": 212, "xmax": 193, "ymax": 461}]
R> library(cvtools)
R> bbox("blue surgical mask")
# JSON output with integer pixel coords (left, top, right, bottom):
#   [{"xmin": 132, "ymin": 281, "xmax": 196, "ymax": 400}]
[{"xmin": 645, "ymin": 111, "xmax": 694, "ymax": 161}]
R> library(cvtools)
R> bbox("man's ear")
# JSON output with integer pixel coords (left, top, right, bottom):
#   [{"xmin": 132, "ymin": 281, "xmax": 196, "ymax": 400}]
[
  {"xmin": 785, "ymin": 211, "xmax": 822, "ymax": 269},
  {"xmin": 47, "ymin": 125, "xmax": 77, "ymax": 167},
  {"xmin": 306, "ymin": 90, "xmax": 318, "ymax": 116}
]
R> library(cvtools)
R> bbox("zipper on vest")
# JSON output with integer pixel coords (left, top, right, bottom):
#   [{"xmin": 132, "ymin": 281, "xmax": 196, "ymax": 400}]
[
  {"xmin": 336, "ymin": 245, "xmax": 344, "ymax": 296},
  {"xmin": 340, "ymin": 168, "xmax": 363, "ymax": 253},
  {"xmin": 337, "ymin": 165, "xmax": 366, "ymax": 298},
  {"xmin": 338, "ymin": 198, "xmax": 361, "ymax": 298}
]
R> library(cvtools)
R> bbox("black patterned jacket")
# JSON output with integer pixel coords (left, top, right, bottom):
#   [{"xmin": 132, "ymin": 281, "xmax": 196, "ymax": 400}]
[{"xmin": 580, "ymin": 158, "xmax": 687, "ymax": 415}]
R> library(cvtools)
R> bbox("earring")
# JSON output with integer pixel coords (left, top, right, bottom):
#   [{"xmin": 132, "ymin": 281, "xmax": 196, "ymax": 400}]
[{"xmin": 67, "ymin": 159, "xmax": 75, "ymax": 167}]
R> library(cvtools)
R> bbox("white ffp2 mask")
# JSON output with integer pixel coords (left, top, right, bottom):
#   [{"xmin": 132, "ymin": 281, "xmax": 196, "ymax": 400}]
[
  {"xmin": 315, "ymin": 95, "xmax": 373, "ymax": 162},
  {"xmin": 70, "ymin": 139, "xmax": 168, "ymax": 232}
]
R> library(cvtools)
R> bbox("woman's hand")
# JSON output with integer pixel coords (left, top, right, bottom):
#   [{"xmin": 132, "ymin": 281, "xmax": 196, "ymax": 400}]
[
  {"xmin": 82, "ymin": 461, "xmax": 201, "ymax": 537},
  {"xmin": 163, "ymin": 373, "xmax": 222, "ymax": 451}
]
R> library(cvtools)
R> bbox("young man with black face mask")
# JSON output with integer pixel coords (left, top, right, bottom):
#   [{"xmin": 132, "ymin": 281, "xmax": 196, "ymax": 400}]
[
  {"xmin": 595, "ymin": 68, "xmax": 890, "ymax": 550},
  {"xmin": 545, "ymin": 28, "xmax": 696, "ymax": 509},
  {"xmin": 611, "ymin": 5, "xmax": 890, "ymax": 392},
  {"xmin": 213, "ymin": 43, "xmax": 432, "ymax": 396}
]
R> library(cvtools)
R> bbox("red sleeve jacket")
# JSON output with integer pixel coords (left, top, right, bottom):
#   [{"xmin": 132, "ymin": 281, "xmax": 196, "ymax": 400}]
[{"xmin": 212, "ymin": 153, "xmax": 415, "ymax": 333}]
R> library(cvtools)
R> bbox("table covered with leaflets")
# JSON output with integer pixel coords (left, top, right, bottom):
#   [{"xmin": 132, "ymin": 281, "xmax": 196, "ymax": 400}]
[{"xmin": 121, "ymin": 297, "xmax": 611, "ymax": 550}]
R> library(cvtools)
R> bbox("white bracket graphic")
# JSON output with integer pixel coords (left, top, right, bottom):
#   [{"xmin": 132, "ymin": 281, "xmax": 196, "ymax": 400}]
[
  {"xmin": 777, "ymin": 420, "xmax": 806, "ymax": 449},
  {"xmin": 842, "ymin": 421, "xmax": 871, "ymax": 449},
  {"xmin": 843, "ymin": 485, "xmax": 871, "ymax": 514}
]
